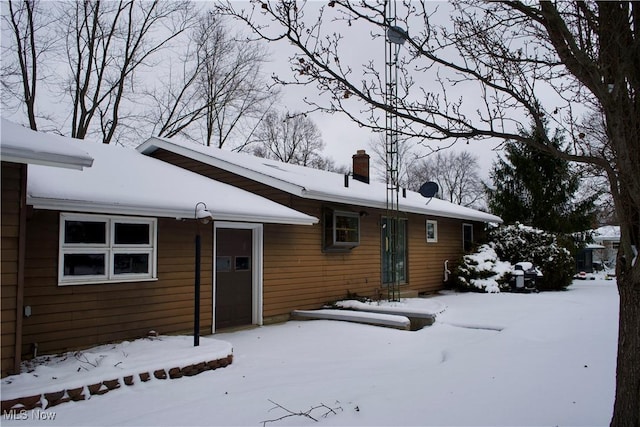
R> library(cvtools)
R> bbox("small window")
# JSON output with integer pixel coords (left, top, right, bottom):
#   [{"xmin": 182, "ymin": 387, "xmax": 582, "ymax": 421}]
[
  {"xmin": 235, "ymin": 256, "xmax": 251, "ymax": 271},
  {"xmin": 114, "ymin": 223, "xmax": 150, "ymax": 245},
  {"xmin": 463, "ymin": 223, "xmax": 474, "ymax": 252},
  {"xmin": 63, "ymin": 253, "xmax": 106, "ymax": 277},
  {"xmin": 59, "ymin": 213, "xmax": 157, "ymax": 285},
  {"xmin": 426, "ymin": 220, "xmax": 438, "ymax": 243},
  {"xmin": 323, "ymin": 209, "xmax": 360, "ymax": 251},
  {"xmin": 64, "ymin": 221, "xmax": 106, "ymax": 244},
  {"xmin": 216, "ymin": 256, "xmax": 232, "ymax": 272},
  {"xmin": 113, "ymin": 253, "xmax": 150, "ymax": 275}
]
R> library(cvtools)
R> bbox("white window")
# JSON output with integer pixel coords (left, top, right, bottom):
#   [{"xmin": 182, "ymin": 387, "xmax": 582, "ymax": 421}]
[
  {"xmin": 426, "ymin": 220, "xmax": 438, "ymax": 243},
  {"xmin": 323, "ymin": 209, "xmax": 360, "ymax": 251},
  {"xmin": 59, "ymin": 213, "xmax": 157, "ymax": 285}
]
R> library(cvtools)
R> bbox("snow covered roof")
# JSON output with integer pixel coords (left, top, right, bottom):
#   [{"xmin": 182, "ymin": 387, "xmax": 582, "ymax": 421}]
[
  {"xmin": 137, "ymin": 137, "xmax": 503, "ymax": 224},
  {"xmin": 593, "ymin": 225, "xmax": 620, "ymax": 242},
  {"xmin": 1, "ymin": 119, "xmax": 94, "ymax": 170},
  {"xmin": 585, "ymin": 243, "xmax": 606, "ymax": 249},
  {"xmin": 27, "ymin": 139, "xmax": 317, "ymax": 225}
]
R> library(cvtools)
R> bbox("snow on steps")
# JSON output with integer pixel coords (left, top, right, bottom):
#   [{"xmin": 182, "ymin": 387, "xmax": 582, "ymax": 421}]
[
  {"xmin": 292, "ymin": 309, "xmax": 413, "ymax": 330},
  {"xmin": 292, "ymin": 299, "xmax": 440, "ymax": 331},
  {"xmin": 336, "ymin": 302, "xmax": 437, "ymax": 330}
]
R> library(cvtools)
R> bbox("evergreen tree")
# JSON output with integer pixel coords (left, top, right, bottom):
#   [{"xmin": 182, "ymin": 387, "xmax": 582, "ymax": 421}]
[{"xmin": 486, "ymin": 122, "xmax": 598, "ymax": 234}]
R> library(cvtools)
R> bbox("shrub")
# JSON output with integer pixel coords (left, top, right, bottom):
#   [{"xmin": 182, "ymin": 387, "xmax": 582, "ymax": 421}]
[
  {"xmin": 452, "ymin": 224, "xmax": 574, "ymax": 293},
  {"xmin": 453, "ymin": 244, "xmax": 512, "ymax": 293},
  {"xmin": 489, "ymin": 223, "xmax": 574, "ymax": 291}
]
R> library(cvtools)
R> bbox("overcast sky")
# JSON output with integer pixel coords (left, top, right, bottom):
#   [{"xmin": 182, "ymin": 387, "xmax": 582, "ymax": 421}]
[
  {"xmin": 247, "ymin": 1, "xmax": 503, "ymax": 180},
  {"xmin": 0, "ymin": 0, "xmax": 502, "ymax": 181}
]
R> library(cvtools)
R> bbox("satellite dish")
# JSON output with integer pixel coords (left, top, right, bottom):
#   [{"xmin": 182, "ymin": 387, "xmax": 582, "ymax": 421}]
[
  {"xmin": 387, "ymin": 26, "xmax": 408, "ymax": 45},
  {"xmin": 419, "ymin": 181, "xmax": 439, "ymax": 198}
]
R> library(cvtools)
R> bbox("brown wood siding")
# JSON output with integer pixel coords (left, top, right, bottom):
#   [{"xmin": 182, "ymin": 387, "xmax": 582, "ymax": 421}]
[
  {"xmin": 407, "ymin": 215, "xmax": 485, "ymax": 294},
  {"xmin": 20, "ymin": 211, "xmax": 213, "ymax": 360},
  {"xmin": 263, "ymin": 200, "xmax": 383, "ymax": 316},
  {"xmin": 1, "ymin": 162, "xmax": 23, "ymax": 376},
  {"xmin": 147, "ymin": 149, "xmax": 487, "ymax": 319}
]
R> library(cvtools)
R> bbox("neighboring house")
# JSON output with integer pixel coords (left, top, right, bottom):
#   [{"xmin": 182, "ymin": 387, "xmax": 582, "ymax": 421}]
[
  {"xmin": 0, "ymin": 120, "xmax": 315, "ymax": 377},
  {"xmin": 576, "ymin": 243, "xmax": 606, "ymax": 273},
  {"xmin": 1, "ymin": 119, "xmax": 94, "ymax": 376},
  {"xmin": 592, "ymin": 225, "xmax": 620, "ymax": 269},
  {"xmin": 137, "ymin": 137, "xmax": 503, "ymax": 325}
]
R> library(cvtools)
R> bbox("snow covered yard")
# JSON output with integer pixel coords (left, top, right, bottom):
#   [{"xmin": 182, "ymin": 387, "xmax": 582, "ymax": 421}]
[{"xmin": 1, "ymin": 280, "xmax": 617, "ymax": 426}]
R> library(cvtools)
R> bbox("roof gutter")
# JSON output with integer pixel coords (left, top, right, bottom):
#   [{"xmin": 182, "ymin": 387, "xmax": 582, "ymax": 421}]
[
  {"xmin": 27, "ymin": 197, "xmax": 318, "ymax": 226},
  {"xmin": 2, "ymin": 147, "xmax": 94, "ymax": 170},
  {"xmin": 301, "ymin": 188, "xmax": 501, "ymax": 223}
]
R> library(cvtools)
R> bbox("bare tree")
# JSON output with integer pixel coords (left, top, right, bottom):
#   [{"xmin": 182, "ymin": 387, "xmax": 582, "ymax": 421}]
[
  {"xmin": 252, "ymin": 110, "xmax": 326, "ymax": 167},
  {"xmin": 409, "ymin": 151, "xmax": 485, "ymax": 208},
  {"xmin": 57, "ymin": 0, "xmax": 196, "ymax": 144},
  {"xmin": 196, "ymin": 13, "xmax": 275, "ymax": 149},
  {"xmin": 219, "ymin": 2, "xmax": 640, "ymax": 423},
  {"xmin": 367, "ymin": 132, "xmax": 416, "ymax": 187},
  {"xmin": 574, "ymin": 110, "xmax": 617, "ymax": 225},
  {"xmin": 1, "ymin": 0, "xmax": 53, "ymax": 130},
  {"xmin": 148, "ymin": 12, "xmax": 276, "ymax": 150}
]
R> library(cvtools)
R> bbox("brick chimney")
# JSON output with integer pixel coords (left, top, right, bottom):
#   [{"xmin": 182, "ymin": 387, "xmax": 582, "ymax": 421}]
[{"xmin": 352, "ymin": 150, "xmax": 370, "ymax": 184}]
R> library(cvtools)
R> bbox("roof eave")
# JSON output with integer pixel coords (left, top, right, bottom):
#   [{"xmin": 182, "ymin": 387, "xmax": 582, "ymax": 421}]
[
  {"xmin": 301, "ymin": 189, "xmax": 502, "ymax": 223},
  {"xmin": 137, "ymin": 137, "xmax": 306, "ymax": 197},
  {"xmin": 2, "ymin": 147, "xmax": 94, "ymax": 170},
  {"xmin": 27, "ymin": 196, "xmax": 318, "ymax": 226}
]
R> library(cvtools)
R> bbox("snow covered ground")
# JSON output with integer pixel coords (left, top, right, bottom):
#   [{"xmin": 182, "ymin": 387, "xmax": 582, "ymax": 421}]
[{"xmin": 2, "ymin": 279, "xmax": 618, "ymax": 426}]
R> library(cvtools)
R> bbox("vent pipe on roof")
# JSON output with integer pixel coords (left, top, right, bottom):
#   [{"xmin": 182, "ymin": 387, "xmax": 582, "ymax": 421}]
[
  {"xmin": 352, "ymin": 150, "xmax": 370, "ymax": 184},
  {"xmin": 344, "ymin": 174, "xmax": 349, "ymax": 188}
]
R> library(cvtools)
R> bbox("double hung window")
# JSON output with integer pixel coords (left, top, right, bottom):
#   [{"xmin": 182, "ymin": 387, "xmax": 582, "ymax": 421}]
[
  {"xmin": 323, "ymin": 209, "xmax": 360, "ymax": 251},
  {"xmin": 59, "ymin": 213, "xmax": 157, "ymax": 285}
]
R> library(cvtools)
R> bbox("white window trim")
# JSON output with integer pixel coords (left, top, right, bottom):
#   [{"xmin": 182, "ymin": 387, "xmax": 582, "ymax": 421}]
[
  {"xmin": 426, "ymin": 219, "xmax": 438, "ymax": 243},
  {"xmin": 59, "ymin": 213, "xmax": 157, "ymax": 286},
  {"xmin": 324, "ymin": 209, "xmax": 360, "ymax": 250}
]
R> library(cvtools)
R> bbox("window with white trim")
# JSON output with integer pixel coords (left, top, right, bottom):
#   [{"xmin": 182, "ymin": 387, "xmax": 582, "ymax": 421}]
[
  {"xmin": 426, "ymin": 220, "xmax": 438, "ymax": 243},
  {"xmin": 59, "ymin": 213, "xmax": 157, "ymax": 285},
  {"xmin": 323, "ymin": 209, "xmax": 360, "ymax": 251}
]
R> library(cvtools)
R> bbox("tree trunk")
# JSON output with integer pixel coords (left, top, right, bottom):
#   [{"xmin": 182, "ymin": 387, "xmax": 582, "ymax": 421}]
[{"xmin": 611, "ymin": 266, "xmax": 640, "ymax": 426}]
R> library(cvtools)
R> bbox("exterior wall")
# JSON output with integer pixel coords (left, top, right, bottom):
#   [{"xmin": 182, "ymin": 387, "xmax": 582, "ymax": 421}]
[
  {"xmin": 19, "ymin": 210, "xmax": 213, "ymax": 360},
  {"xmin": 406, "ymin": 214, "xmax": 473, "ymax": 293},
  {"xmin": 149, "ymin": 150, "xmax": 485, "ymax": 321},
  {"xmin": 1, "ymin": 162, "xmax": 25, "ymax": 377},
  {"xmin": 261, "ymin": 206, "xmax": 482, "ymax": 320}
]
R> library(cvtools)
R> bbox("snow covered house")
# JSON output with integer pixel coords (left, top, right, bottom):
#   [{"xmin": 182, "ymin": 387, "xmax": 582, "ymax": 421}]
[
  {"xmin": 0, "ymin": 120, "xmax": 315, "ymax": 377},
  {"xmin": 137, "ymin": 137, "xmax": 502, "ymax": 326},
  {"xmin": 592, "ymin": 226, "xmax": 620, "ymax": 269},
  {"xmin": 1, "ymin": 119, "xmax": 94, "ymax": 376}
]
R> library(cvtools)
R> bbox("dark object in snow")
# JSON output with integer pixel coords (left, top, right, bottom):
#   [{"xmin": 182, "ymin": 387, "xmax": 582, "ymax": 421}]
[
  {"xmin": 418, "ymin": 181, "xmax": 439, "ymax": 199},
  {"xmin": 510, "ymin": 262, "xmax": 542, "ymax": 293}
]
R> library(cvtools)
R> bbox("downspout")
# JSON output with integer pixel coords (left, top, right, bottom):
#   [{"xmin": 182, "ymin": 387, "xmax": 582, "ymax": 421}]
[{"xmin": 13, "ymin": 165, "xmax": 27, "ymax": 373}]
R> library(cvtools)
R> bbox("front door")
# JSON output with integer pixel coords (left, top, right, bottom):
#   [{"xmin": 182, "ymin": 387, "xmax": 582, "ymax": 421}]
[{"xmin": 215, "ymin": 228, "xmax": 253, "ymax": 329}]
